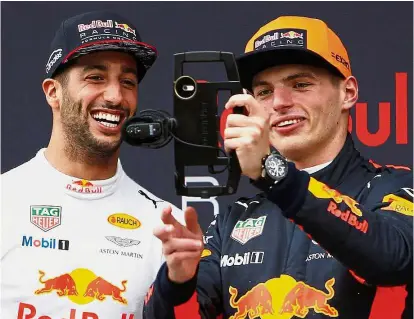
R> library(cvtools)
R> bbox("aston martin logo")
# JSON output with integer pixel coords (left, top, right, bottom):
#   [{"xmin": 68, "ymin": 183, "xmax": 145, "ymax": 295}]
[{"xmin": 105, "ymin": 236, "xmax": 140, "ymax": 247}]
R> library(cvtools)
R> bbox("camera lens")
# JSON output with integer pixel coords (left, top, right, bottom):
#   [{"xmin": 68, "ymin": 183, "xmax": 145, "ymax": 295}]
[{"xmin": 174, "ymin": 76, "xmax": 197, "ymax": 100}]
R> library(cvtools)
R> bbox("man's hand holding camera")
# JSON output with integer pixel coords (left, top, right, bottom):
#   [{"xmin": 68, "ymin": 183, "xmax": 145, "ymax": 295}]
[{"xmin": 224, "ymin": 93, "xmax": 271, "ymax": 180}]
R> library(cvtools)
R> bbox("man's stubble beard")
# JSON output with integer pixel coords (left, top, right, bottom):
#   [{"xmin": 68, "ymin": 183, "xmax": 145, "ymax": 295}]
[
  {"xmin": 270, "ymin": 97, "xmax": 342, "ymax": 162},
  {"xmin": 60, "ymin": 90, "xmax": 122, "ymax": 165}
]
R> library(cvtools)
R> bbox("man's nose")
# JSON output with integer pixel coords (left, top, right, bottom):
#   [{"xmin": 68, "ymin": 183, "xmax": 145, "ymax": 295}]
[
  {"xmin": 270, "ymin": 87, "xmax": 294, "ymax": 112},
  {"xmin": 103, "ymin": 82, "xmax": 123, "ymax": 105}
]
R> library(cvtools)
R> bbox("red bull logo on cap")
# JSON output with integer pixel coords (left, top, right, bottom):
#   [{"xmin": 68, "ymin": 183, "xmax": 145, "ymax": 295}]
[
  {"xmin": 229, "ymin": 275, "xmax": 338, "ymax": 319},
  {"xmin": 115, "ymin": 22, "xmax": 136, "ymax": 36},
  {"xmin": 78, "ymin": 20, "xmax": 114, "ymax": 32},
  {"xmin": 280, "ymin": 30, "xmax": 304, "ymax": 39},
  {"xmin": 34, "ymin": 268, "xmax": 128, "ymax": 305},
  {"xmin": 253, "ymin": 28, "xmax": 307, "ymax": 51}
]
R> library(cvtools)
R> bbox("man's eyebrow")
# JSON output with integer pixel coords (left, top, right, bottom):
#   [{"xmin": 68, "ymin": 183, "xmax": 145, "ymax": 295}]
[
  {"xmin": 82, "ymin": 64, "xmax": 107, "ymax": 73},
  {"xmin": 251, "ymin": 72, "xmax": 318, "ymax": 89},
  {"xmin": 282, "ymin": 72, "xmax": 317, "ymax": 82},
  {"xmin": 82, "ymin": 65, "xmax": 137, "ymax": 77},
  {"xmin": 122, "ymin": 66, "xmax": 138, "ymax": 77},
  {"xmin": 252, "ymin": 80, "xmax": 271, "ymax": 90}
]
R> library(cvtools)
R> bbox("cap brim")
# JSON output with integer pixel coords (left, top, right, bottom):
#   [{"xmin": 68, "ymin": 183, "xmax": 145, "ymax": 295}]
[
  {"xmin": 64, "ymin": 40, "xmax": 158, "ymax": 82},
  {"xmin": 236, "ymin": 47, "xmax": 343, "ymax": 90}
]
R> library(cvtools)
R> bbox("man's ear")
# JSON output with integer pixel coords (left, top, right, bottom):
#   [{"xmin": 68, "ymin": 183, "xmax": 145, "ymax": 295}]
[
  {"xmin": 42, "ymin": 78, "xmax": 63, "ymax": 111},
  {"xmin": 341, "ymin": 76, "xmax": 359, "ymax": 111}
]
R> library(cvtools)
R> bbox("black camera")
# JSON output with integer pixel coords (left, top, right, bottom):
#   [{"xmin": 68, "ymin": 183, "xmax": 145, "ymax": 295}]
[{"xmin": 122, "ymin": 51, "xmax": 244, "ymax": 198}]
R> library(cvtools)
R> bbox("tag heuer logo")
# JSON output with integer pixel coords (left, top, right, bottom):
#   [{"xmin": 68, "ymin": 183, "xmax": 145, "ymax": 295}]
[
  {"xmin": 231, "ymin": 216, "xmax": 267, "ymax": 245},
  {"xmin": 30, "ymin": 205, "xmax": 62, "ymax": 232}
]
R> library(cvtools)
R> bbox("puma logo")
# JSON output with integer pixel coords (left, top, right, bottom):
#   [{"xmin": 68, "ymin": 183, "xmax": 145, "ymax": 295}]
[
  {"xmin": 235, "ymin": 200, "xmax": 261, "ymax": 212},
  {"xmin": 138, "ymin": 190, "xmax": 164, "ymax": 208}
]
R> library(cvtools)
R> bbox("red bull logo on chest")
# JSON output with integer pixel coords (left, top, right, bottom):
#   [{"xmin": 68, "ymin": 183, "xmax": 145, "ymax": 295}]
[
  {"xmin": 229, "ymin": 275, "xmax": 338, "ymax": 319},
  {"xmin": 280, "ymin": 278, "xmax": 338, "ymax": 318},
  {"xmin": 229, "ymin": 283, "xmax": 274, "ymax": 319},
  {"xmin": 34, "ymin": 268, "xmax": 128, "ymax": 305}
]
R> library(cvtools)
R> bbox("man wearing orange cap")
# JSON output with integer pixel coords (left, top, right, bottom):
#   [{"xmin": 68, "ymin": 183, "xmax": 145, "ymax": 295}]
[{"xmin": 144, "ymin": 16, "xmax": 413, "ymax": 319}]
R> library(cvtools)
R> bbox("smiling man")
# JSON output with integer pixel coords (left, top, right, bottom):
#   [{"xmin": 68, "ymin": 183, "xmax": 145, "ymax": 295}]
[
  {"xmin": 143, "ymin": 16, "xmax": 413, "ymax": 319},
  {"xmin": 1, "ymin": 10, "xmax": 183, "ymax": 319}
]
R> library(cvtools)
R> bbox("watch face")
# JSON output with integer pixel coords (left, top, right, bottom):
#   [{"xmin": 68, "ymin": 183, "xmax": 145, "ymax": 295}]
[{"xmin": 265, "ymin": 154, "xmax": 288, "ymax": 180}]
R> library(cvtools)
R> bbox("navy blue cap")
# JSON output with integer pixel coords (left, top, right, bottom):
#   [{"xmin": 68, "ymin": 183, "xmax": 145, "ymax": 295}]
[{"xmin": 45, "ymin": 10, "xmax": 157, "ymax": 82}]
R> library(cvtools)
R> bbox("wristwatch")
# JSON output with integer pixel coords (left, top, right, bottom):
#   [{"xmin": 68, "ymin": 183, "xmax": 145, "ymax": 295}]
[{"xmin": 253, "ymin": 151, "xmax": 289, "ymax": 191}]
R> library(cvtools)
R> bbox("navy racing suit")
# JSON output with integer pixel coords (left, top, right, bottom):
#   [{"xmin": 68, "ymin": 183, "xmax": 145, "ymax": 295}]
[{"xmin": 144, "ymin": 135, "xmax": 413, "ymax": 319}]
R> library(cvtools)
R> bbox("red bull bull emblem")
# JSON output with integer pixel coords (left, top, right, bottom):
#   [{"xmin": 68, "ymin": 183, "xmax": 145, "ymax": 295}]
[
  {"xmin": 280, "ymin": 278, "xmax": 338, "ymax": 318},
  {"xmin": 83, "ymin": 277, "xmax": 127, "ymax": 304},
  {"xmin": 35, "ymin": 270, "xmax": 78, "ymax": 297},
  {"xmin": 115, "ymin": 22, "xmax": 136, "ymax": 36},
  {"xmin": 34, "ymin": 268, "xmax": 128, "ymax": 305},
  {"xmin": 229, "ymin": 283, "xmax": 274, "ymax": 319},
  {"xmin": 308, "ymin": 178, "xmax": 362, "ymax": 216},
  {"xmin": 66, "ymin": 179, "xmax": 103, "ymax": 194},
  {"xmin": 280, "ymin": 31, "xmax": 304, "ymax": 39},
  {"xmin": 308, "ymin": 178, "xmax": 368, "ymax": 233},
  {"xmin": 229, "ymin": 275, "xmax": 338, "ymax": 319}
]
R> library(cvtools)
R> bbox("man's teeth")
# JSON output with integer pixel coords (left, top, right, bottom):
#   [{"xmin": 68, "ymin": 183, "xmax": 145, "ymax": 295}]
[
  {"xmin": 92, "ymin": 112, "xmax": 121, "ymax": 125},
  {"xmin": 277, "ymin": 119, "xmax": 303, "ymax": 127},
  {"xmin": 101, "ymin": 122, "xmax": 118, "ymax": 128}
]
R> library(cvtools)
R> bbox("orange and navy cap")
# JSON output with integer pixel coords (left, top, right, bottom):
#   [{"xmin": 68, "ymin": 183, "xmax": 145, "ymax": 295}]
[
  {"xmin": 236, "ymin": 16, "xmax": 352, "ymax": 90},
  {"xmin": 45, "ymin": 10, "xmax": 157, "ymax": 82}
]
